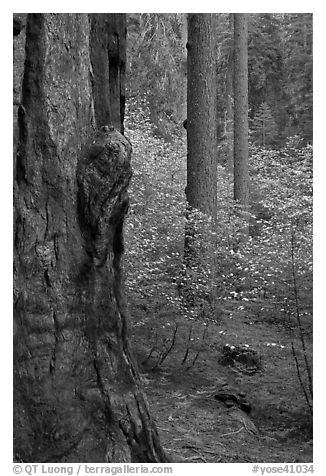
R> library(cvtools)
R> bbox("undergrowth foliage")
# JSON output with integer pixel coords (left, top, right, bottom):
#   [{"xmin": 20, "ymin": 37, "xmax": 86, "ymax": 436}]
[
  {"xmin": 124, "ymin": 98, "xmax": 312, "ymax": 411},
  {"xmin": 124, "ymin": 98, "xmax": 312, "ymax": 328},
  {"xmin": 124, "ymin": 96, "xmax": 187, "ymax": 313}
]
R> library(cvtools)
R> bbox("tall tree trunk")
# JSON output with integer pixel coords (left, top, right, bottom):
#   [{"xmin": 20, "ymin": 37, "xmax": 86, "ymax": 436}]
[
  {"xmin": 233, "ymin": 13, "xmax": 249, "ymax": 232},
  {"xmin": 186, "ymin": 13, "xmax": 218, "ymax": 219},
  {"xmin": 89, "ymin": 14, "xmax": 126, "ymax": 133},
  {"xmin": 225, "ymin": 51, "xmax": 234, "ymax": 173},
  {"xmin": 180, "ymin": 14, "xmax": 188, "ymax": 126},
  {"xmin": 184, "ymin": 13, "xmax": 218, "ymax": 306},
  {"xmin": 13, "ymin": 13, "xmax": 168, "ymax": 463},
  {"xmin": 224, "ymin": 14, "xmax": 234, "ymax": 173}
]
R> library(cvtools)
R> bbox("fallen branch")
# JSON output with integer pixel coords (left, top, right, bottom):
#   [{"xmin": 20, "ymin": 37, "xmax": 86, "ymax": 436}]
[
  {"xmin": 156, "ymin": 426, "xmax": 172, "ymax": 433},
  {"xmin": 184, "ymin": 455, "xmax": 207, "ymax": 463},
  {"xmin": 184, "ymin": 446, "xmax": 207, "ymax": 463},
  {"xmin": 183, "ymin": 444, "xmax": 224, "ymax": 454},
  {"xmin": 219, "ymin": 426, "xmax": 244, "ymax": 438}
]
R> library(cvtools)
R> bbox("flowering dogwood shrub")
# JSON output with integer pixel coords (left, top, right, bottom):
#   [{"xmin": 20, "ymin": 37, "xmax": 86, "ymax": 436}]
[{"xmin": 124, "ymin": 98, "xmax": 312, "ymax": 325}]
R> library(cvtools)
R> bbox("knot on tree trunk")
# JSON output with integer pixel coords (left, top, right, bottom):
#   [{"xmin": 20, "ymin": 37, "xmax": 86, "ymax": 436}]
[{"xmin": 77, "ymin": 125, "xmax": 132, "ymax": 266}]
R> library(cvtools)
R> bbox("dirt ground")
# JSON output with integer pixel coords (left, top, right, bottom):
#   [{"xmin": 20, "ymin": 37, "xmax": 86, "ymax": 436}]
[{"xmin": 129, "ymin": 301, "xmax": 313, "ymax": 463}]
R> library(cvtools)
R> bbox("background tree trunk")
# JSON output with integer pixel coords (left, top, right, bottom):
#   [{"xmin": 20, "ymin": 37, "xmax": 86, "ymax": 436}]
[
  {"xmin": 183, "ymin": 13, "xmax": 218, "ymax": 305},
  {"xmin": 186, "ymin": 13, "xmax": 218, "ymax": 219},
  {"xmin": 224, "ymin": 14, "xmax": 234, "ymax": 173},
  {"xmin": 180, "ymin": 14, "xmax": 188, "ymax": 126},
  {"xmin": 90, "ymin": 14, "xmax": 126, "ymax": 133},
  {"xmin": 13, "ymin": 13, "xmax": 168, "ymax": 463},
  {"xmin": 185, "ymin": 13, "xmax": 218, "ymax": 259},
  {"xmin": 233, "ymin": 13, "xmax": 249, "ymax": 229}
]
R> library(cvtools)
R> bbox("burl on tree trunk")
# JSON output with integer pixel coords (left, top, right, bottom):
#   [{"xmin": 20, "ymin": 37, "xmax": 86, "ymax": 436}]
[
  {"xmin": 14, "ymin": 124, "xmax": 167, "ymax": 463},
  {"xmin": 14, "ymin": 14, "xmax": 168, "ymax": 463}
]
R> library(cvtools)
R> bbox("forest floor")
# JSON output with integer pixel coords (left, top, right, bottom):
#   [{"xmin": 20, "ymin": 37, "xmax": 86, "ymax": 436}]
[{"xmin": 129, "ymin": 297, "xmax": 313, "ymax": 463}]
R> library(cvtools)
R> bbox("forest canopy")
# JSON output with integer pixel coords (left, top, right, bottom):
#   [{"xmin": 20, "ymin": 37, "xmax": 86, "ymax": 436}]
[{"xmin": 127, "ymin": 13, "xmax": 312, "ymax": 146}]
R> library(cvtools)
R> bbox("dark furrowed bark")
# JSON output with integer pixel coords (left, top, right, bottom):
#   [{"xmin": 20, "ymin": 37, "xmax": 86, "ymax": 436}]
[
  {"xmin": 89, "ymin": 14, "xmax": 126, "ymax": 133},
  {"xmin": 14, "ymin": 13, "xmax": 168, "ymax": 463}
]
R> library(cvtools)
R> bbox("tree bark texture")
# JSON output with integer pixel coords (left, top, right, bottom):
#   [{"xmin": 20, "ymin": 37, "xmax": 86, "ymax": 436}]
[
  {"xmin": 233, "ymin": 13, "xmax": 249, "ymax": 209},
  {"xmin": 224, "ymin": 14, "xmax": 234, "ymax": 173},
  {"xmin": 184, "ymin": 14, "xmax": 218, "ymax": 272},
  {"xmin": 186, "ymin": 13, "xmax": 218, "ymax": 218},
  {"xmin": 14, "ymin": 13, "xmax": 168, "ymax": 463},
  {"xmin": 90, "ymin": 14, "xmax": 126, "ymax": 133},
  {"xmin": 180, "ymin": 14, "xmax": 188, "ymax": 125}
]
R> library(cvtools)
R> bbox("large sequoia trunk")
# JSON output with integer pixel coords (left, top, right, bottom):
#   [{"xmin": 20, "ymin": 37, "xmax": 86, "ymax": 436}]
[{"xmin": 13, "ymin": 13, "xmax": 168, "ymax": 463}]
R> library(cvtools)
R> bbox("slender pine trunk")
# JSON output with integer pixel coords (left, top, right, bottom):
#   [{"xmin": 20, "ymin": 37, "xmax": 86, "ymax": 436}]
[{"xmin": 233, "ymin": 13, "xmax": 249, "ymax": 235}]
